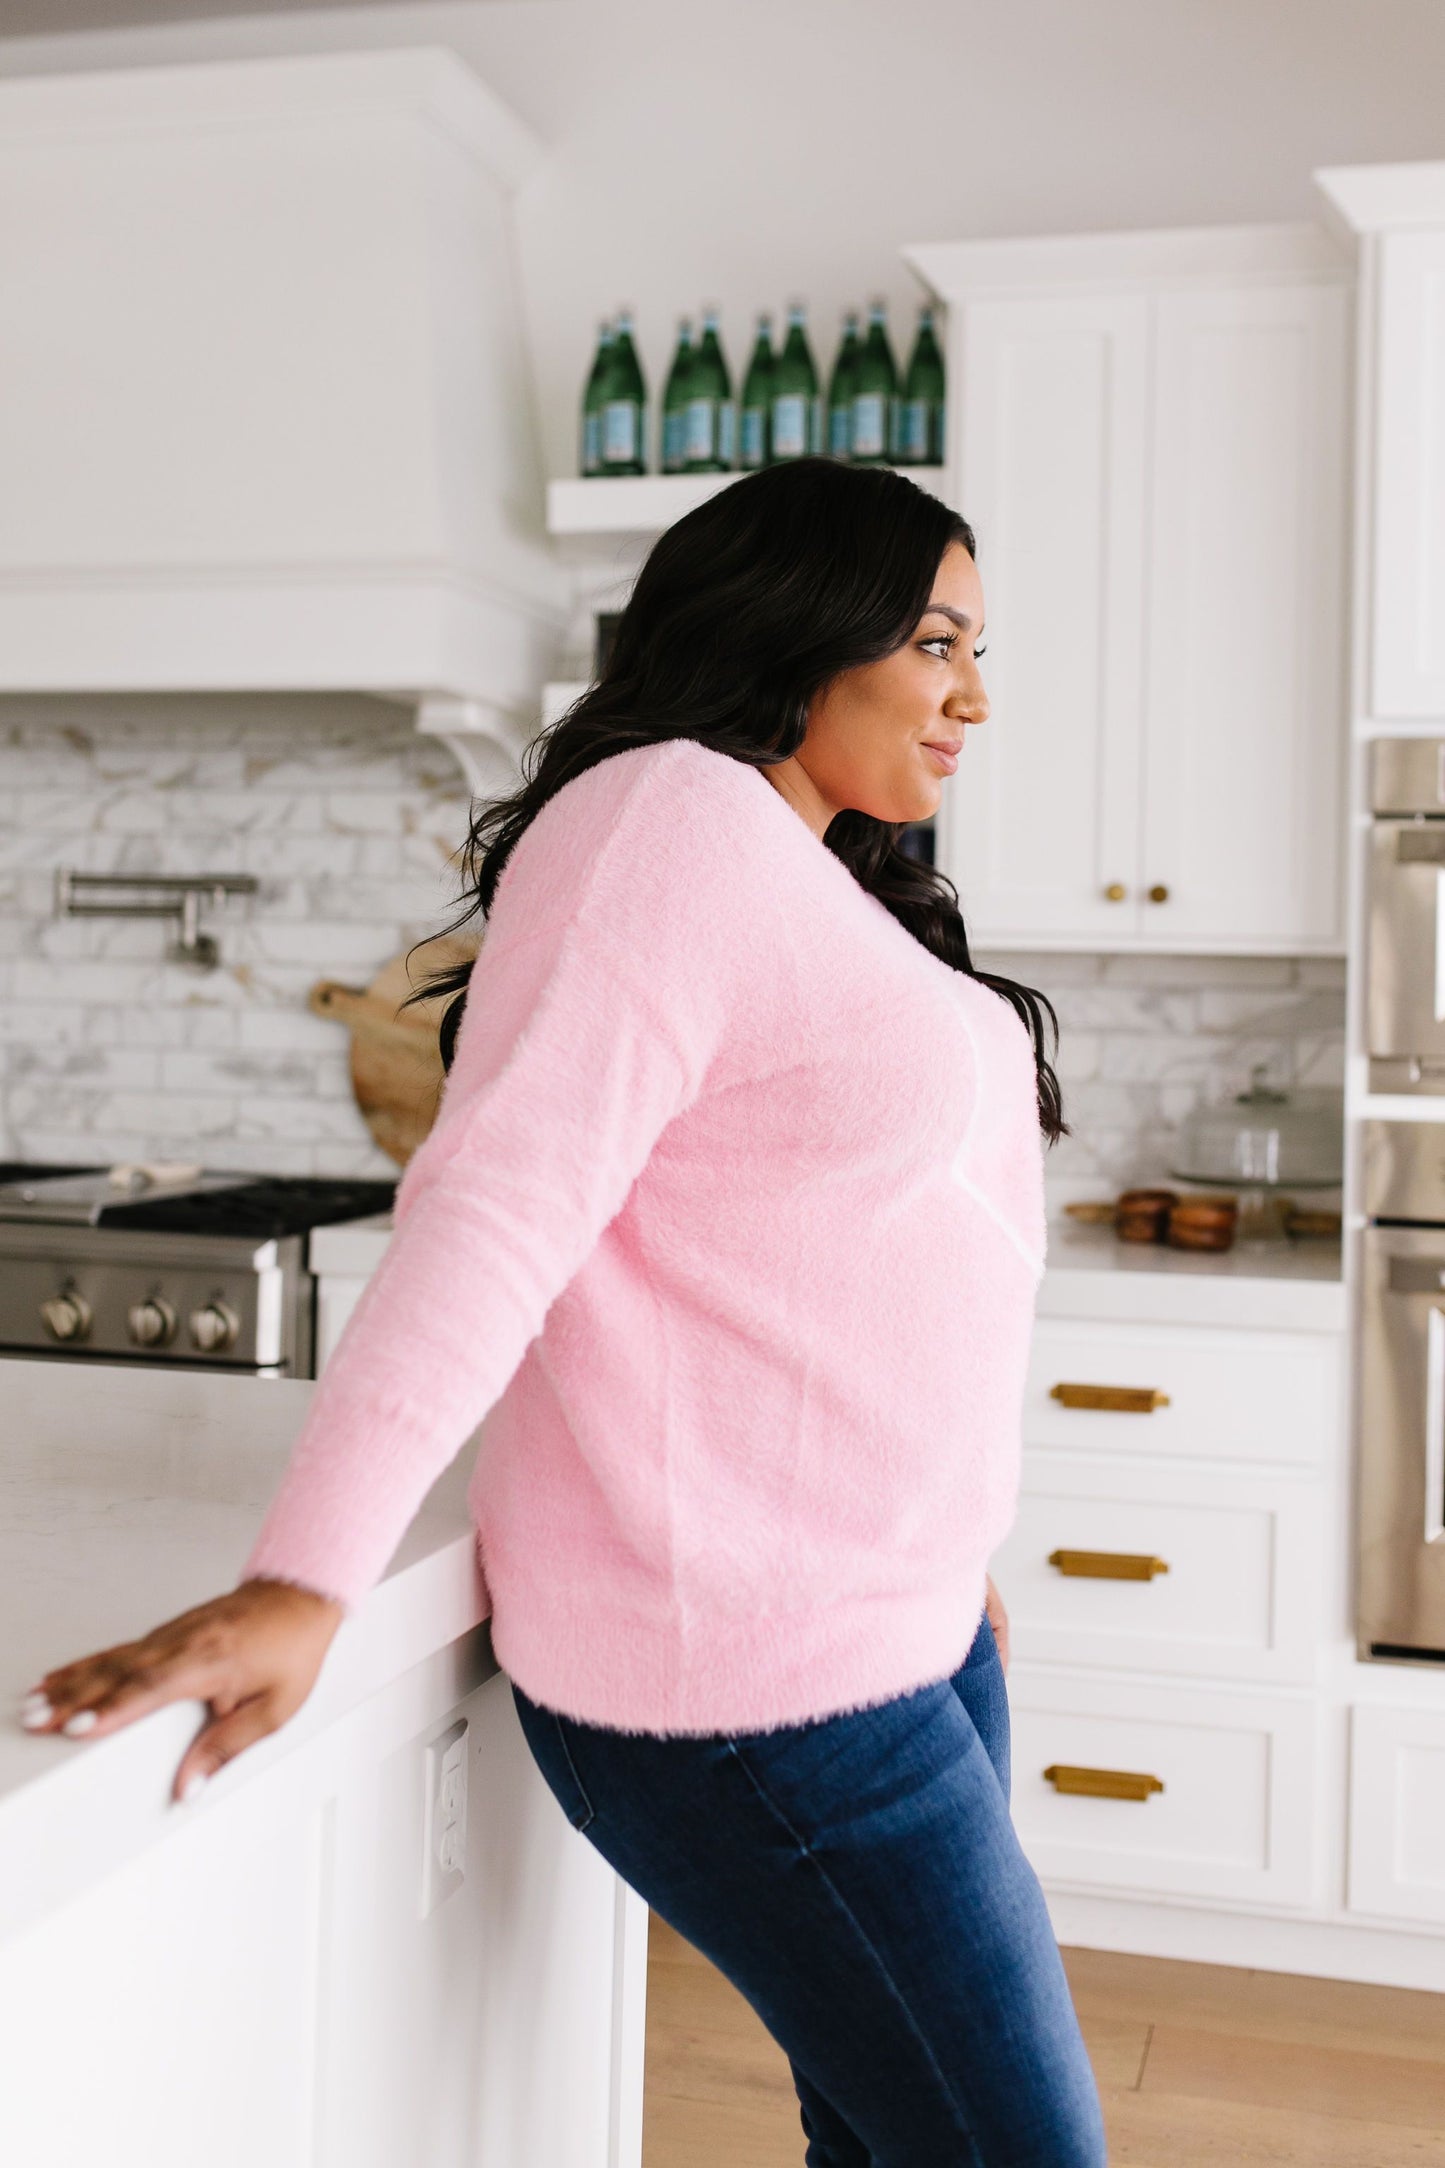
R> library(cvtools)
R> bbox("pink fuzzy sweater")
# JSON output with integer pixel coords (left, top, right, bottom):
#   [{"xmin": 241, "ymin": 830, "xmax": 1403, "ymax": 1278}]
[{"xmin": 242, "ymin": 737, "xmax": 1048, "ymax": 1735}]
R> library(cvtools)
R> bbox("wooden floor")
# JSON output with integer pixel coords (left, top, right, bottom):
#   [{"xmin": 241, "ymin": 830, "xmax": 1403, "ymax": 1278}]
[{"xmin": 641, "ymin": 1911, "xmax": 1445, "ymax": 2164}]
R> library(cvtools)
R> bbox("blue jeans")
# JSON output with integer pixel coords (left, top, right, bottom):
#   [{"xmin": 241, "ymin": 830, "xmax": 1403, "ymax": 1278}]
[{"xmin": 510, "ymin": 1613, "xmax": 1107, "ymax": 2166}]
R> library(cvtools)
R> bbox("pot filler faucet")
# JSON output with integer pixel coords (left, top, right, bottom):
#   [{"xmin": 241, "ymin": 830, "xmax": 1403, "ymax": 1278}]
[{"xmin": 53, "ymin": 867, "xmax": 259, "ymax": 971}]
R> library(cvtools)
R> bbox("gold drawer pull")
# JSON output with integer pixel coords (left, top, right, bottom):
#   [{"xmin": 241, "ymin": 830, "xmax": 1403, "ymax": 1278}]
[
  {"xmin": 1048, "ymin": 1548, "xmax": 1171, "ymax": 1582},
  {"xmin": 1044, "ymin": 1764, "xmax": 1165, "ymax": 1803},
  {"xmin": 1049, "ymin": 1382, "xmax": 1171, "ymax": 1413}
]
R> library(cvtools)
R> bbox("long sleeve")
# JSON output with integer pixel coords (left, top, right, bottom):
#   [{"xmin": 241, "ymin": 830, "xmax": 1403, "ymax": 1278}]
[{"xmin": 240, "ymin": 752, "xmax": 735, "ymax": 1613}]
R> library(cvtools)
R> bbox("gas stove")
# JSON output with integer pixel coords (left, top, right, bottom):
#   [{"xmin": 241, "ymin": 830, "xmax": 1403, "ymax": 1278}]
[{"xmin": 0, "ymin": 1160, "xmax": 397, "ymax": 1374}]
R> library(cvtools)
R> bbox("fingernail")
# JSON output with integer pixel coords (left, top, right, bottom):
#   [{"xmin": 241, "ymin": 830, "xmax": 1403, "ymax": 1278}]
[
  {"xmin": 19, "ymin": 1696, "xmax": 52, "ymax": 1729},
  {"xmin": 61, "ymin": 1709, "xmax": 97, "ymax": 1737},
  {"xmin": 180, "ymin": 1771, "xmax": 208, "ymax": 1805}
]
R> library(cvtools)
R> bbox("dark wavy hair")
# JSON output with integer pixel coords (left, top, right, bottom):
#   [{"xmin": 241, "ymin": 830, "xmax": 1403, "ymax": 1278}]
[{"xmin": 403, "ymin": 456, "xmax": 1065, "ymax": 1143}]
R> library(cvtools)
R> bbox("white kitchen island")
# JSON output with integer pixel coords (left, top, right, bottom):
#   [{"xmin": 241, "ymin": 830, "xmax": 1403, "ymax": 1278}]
[{"xmin": 0, "ymin": 1357, "xmax": 647, "ymax": 2168}]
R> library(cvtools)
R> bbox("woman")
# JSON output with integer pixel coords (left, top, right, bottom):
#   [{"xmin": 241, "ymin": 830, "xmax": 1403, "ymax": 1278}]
[{"xmin": 19, "ymin": 459, "xmax": 1105, "ymax": 2167}]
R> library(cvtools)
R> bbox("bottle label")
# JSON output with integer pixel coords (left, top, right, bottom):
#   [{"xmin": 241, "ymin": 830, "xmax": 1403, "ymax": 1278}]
[
  {"xmin": 718, "ymin": 401, "xmax": 737, "ymax": 467},
  {"xmin": 583, "ymin": 412, "xmax": 601, "ymax": 475},
  {"xmin": 898, "ymin": 400, "xmax": 928, "ymax": 463},
  {"xmin": 772, "ymin": 393, "xmax": 807, "ymax": 459},
  {"xmin": 684, "ymin": 397, "xmax": 717, "ymax": 463},
  {"xmin": 809, "ymin": 395, "xmax": 824, "ymax": 456},
  {"xmin": 602, "ymin": 401, "xmax": 639, "ymax": 464},
  {"xmin": 741, "ymin": 407, "xmax": 766, "ymax": 467},
  {"xmin": 852, "ymin": 393, "xmax": 886, "ymax": 458},
  {"xmin": 828, "ymin": 402, "xmax": 850, "ymax": 458},
  {"xmin": 663, "ymin": 407, "xmax": 687, "ymax": 472}
]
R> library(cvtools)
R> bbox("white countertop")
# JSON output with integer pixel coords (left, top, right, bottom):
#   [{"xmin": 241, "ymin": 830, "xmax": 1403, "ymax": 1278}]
[
  {"xmin": 0, "ymin": 1357, "xmax": 488, "ymax": 1947},
  {"xmin": 312, "ymin": 1209, "xmax": 1347, "ymax": 1334},
  {"xmin": 1039, "ymin": 1218, "xmax": 1345, "ymax": 1331}
]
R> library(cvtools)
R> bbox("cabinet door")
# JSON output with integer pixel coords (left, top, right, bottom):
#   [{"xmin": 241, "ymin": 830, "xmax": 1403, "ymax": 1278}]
[
  {"xmin": 937, "ymin": 293, "xmax": 1149, "ymax": 945},
  {"xmin": 1140, "ymin": 282, "xmax": 1349, "ymax": 947},
  {"xmin": 1371, "ymin": 231, "xmax": 1445, "ymax": 718},
  {"xmin": 993, "ymin": 1449, "xmax": 1323, "ymax": 1684},
  {"xmin": 1008, "ymin": 1673, "xmax": 1319, "ymax": 1907},
  {"xmin": 1348, "ymin": 1701, "xmax": 1445, "ymax": 1926}
]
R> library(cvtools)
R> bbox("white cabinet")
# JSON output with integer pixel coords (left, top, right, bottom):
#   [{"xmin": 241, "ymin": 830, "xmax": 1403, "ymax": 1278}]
[
  {"xmin": 1369, "ymin": 232, "xmax": 1445, "ymax": 718},
  {"xmin": 1348, "ymin": 1702, "xmax": 1445, "ymax": 1928},
  {"xmin": 1010, "ymin": 1674, "xmax": 1319, "ymax": 1909},
  {"xmin": 1316, "ymin": 165, "xmax": 1445, "ymax": 721},
  {"xmin": 907, "ymin": 225, "xmax": 1351, "ymax": 954},
  {"xmin": 1141, "ymin": 282, "xmax": 1348, "ymax": 943},
  {"xmin": 1001, "ymin": 1297, "xmax": 1337, "ymax": 1914},
  {"xmin": 993, "ymin": 1451, "xmax": 1323, "ymax": 1685},
  {"xmin": 930, "ymin": 291, "xmax": 1149, "ymax": 945},
  {"xmin": 1024, "ymin": 1315, "xmax": 1339, "ymax": 1469}
]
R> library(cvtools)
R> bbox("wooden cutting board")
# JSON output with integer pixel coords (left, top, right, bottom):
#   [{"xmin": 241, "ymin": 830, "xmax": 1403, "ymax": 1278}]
[{"xmin": 308, "ymin": 930, "xmax": 480, "ymax": 1167}]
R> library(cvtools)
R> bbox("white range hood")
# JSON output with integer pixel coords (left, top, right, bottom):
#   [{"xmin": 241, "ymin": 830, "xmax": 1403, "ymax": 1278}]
[{"xmin": 0, "ymin": 47, "xmax": 563, "ymax": 784}]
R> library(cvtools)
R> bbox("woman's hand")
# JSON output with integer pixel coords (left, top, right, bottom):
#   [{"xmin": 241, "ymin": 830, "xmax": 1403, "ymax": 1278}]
[
  {"xmin": 984, "ymin": 1573, "xmax": 1010, "ymax": 1672},
  {"xmin": 16, "ymin": 1576, "xmax": 346, "ymax": 1806}
]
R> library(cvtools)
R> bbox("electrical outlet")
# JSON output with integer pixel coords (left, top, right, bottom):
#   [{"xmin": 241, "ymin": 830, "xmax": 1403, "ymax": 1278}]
[{"xmin": 420, "ymin": 1716, "xmax": 469, "ymax": 1918}]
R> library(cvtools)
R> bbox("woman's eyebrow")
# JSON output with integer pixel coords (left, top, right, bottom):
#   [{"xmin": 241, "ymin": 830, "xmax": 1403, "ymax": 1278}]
[{"xmin": 923, "ymin": 603, "xmax": 972, "ymax": 629}]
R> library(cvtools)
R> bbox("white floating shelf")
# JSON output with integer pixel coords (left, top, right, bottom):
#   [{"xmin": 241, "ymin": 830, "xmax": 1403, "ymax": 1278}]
[
  {"xmin": 546, "ymin": 467, "xmax": 952, "ymax": 542},
  {"xmin": 1352, "ymin": 1094, "xmax": 1445, "ymax": 1123}
]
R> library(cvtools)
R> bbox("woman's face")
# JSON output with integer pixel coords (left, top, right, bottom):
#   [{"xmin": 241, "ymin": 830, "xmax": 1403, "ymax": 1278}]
[{"xmin": 773, "ymin": 541, "xmax": 989, "ymax": 836}]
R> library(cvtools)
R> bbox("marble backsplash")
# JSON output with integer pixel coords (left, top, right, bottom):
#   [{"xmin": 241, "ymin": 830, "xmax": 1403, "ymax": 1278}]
[{"xmin": 1, "ymin": 695, "xmax": 1345, "ymax": 1190}]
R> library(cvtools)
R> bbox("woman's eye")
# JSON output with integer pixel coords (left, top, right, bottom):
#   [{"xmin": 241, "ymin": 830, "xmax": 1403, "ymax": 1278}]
[
  {"xmin": 973, "ymin": 643, "xmax": 987, "ymax": 661},
  {"xmin": 920, "ymin": 634, "xmax": 957, "ymax": 658}
]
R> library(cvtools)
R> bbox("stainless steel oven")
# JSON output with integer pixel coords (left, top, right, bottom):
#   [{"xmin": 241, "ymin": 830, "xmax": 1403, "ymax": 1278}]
[
  {"xmin": 1367, "ymin": 739, "xmax": 1445, "ymax": 1092},
  {"xmin": 1359, "ymin": 1122, "xmax": 1445, "ymax": 1661}
]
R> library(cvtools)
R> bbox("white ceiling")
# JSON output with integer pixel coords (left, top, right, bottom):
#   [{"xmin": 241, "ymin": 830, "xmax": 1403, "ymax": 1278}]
[{"xmin": 0, "ymin": 0, "xmax": 445, "ymax": 31}]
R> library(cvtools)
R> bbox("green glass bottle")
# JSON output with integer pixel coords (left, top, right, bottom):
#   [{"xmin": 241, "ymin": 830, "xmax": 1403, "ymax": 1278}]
[
  {"xmin": 851, "ymin": 299, "xmax": 899, "ymax": 467},
  {"xmin": 580, "ymin": 319, "xmax": 614, "ymax": 478},
  {"xmin": 685, "ymin": 307, "xmax": 736, "ymax": 472},
  {"xmin": 827, "ymin": 312, "xmax": 861, "ymax": 460},
  {"xmin": 770, "ymin": 302, "xmax": 822, "ymax": 462},
  {"xmin": 898, "ymin": 305, "xmax": 946, "ymax": 466},
  {"xmin": 739, "ymin": 313, "xmax": 774, "ymax": 471},
  {"xmin": 661, "ymin": 318, "xmax": 694, "ymax": 476},
  {"xmin": 600, "ymin": 306, "xmax": 647, "ymax": 476}
]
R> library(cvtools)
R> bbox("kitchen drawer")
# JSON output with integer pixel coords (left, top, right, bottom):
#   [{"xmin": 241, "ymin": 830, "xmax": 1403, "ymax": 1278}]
[
  {"xmin": 1348, "ymin": 1702, "xmax": 1445, "ymax": 1927},
  {"xmin": 1024, "ymin": 1319, "xmax": 1338, "ymax": 1469},
  {"xmin": 993, "ymin": 1452, "xmax": 1322, "ymax": 1684},
  {"xmin": 1008, "ymin": 1673, "xmax": 1317, "ymax": 1907}
]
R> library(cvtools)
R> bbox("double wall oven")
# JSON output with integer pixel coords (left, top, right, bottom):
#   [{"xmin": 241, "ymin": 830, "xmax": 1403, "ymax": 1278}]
[{"xmin": 1360, "ymin": 741, "xmax": 1445, "ymax": 1662}]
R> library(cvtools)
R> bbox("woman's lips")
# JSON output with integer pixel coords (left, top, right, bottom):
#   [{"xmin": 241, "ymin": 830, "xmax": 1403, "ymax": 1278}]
[{"xmin": 923, "ymin": 742, "xmax": 960, "ymax": 775}]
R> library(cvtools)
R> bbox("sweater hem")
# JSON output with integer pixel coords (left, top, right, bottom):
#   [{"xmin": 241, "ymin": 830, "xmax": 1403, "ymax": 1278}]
[{"xmin": 489, "ymin": 1561, "xmax": 992, "ymax": 1738}]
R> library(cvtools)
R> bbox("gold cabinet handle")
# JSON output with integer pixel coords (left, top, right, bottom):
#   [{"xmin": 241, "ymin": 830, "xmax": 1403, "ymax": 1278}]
[
  {"xmin": 1103, "ymin": 882, "xmax": 1127, "ymax": 902},
  {"xmin": 1048, "ymin": 1548, "xmax": 1171, "ymax": 1581},
  {"xmin": 1044, "ymin": 1764, "xmax": 1165, "ymax": 1803},
  {"xmin": 1049, "ymin": 1382, "xmax": 1171, "ymax": 1413},
  {"xmin": 1147, "ymin": 883, "xmax": 1170, "ymax": 904}
]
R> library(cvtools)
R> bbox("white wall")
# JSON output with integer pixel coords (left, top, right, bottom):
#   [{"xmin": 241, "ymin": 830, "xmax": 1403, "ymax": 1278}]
[{"xmin": 1, "ymin": 0, "xmax": 1442, "ymax": 480}]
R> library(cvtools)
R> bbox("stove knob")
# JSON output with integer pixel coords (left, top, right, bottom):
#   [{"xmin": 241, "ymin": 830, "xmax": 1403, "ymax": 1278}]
[
  {"xmin": 188, "ymin": 1299, "xmax": 240, "ymax": 1354},
  {"xmin": 128, "ymin": 1296, "xmax": 178, "ymax": 1348},
  {"xmin": 40, "ymin": 1290, "xmax": 93, "ymax": 1343}
]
